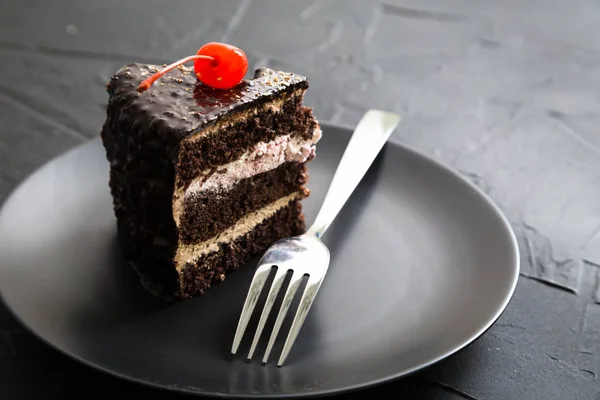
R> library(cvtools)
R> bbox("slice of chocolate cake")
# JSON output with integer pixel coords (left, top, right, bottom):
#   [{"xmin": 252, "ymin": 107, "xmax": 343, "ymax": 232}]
[{"xmin": 100, "ymin": 63, "xmax": 321, "ymax": 300}]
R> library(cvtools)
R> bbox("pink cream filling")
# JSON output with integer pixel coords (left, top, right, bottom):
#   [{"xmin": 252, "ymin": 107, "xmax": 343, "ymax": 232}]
[{"xmin": 186, "ymin": 129, "xmax": 321, "ymax": 195}]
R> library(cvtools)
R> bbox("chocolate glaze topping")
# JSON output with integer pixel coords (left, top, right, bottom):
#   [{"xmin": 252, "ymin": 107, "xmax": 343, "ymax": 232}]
[{"xmin": 107, "ymin": 63, "xmax": 309, "ymax": 140}]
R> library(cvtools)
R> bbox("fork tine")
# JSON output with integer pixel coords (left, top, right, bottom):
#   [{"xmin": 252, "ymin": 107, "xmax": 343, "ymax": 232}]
[
  {"xmin": 261, "ymin": 271, "xmax": 305, "ymax": 364},
  {"xmin": 277, "ymin": 274, "xmax": 324, "ymax": 366},
  {"xmin": 231, "ymin": 264, "xmax": 273, "ymax": 355},
  {"xmin": 247, "ymin": 266, "xmax": 289, "ymax": 359}
]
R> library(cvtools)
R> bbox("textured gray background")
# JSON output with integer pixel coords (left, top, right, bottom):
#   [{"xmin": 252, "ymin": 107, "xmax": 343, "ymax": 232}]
[{"xmin": 0, "ymin": 0, "xmax": 599, "ymax": 399}]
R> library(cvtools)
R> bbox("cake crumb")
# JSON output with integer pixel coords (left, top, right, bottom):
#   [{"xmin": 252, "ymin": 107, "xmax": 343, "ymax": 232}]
[{"xmin": 66, "ymin": 24, "xmax": 78, "ymax": 35}]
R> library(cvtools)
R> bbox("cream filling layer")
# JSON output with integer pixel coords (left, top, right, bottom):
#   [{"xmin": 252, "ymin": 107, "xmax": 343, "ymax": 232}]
[
  {"xmin": 187, "ymin": 128, "xmax": 321, "ymax": 194},
  {"xmin": 174, "ymin": 192, "xmax": 300, "ymax": 269},
  {"xmin": 172, "ymin": 127, "xmax": 321, "ymax": 226}
]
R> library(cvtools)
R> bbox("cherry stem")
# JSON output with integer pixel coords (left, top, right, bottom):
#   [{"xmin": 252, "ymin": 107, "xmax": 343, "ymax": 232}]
[{"xmin": 137, "ymin": 54, "xmax": 215, "ymax": 92}]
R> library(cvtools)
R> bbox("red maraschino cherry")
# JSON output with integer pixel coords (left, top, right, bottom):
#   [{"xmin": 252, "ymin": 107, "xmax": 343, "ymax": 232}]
[{"xmin": 137, "ymin": 42, "xmax": 248, "ymax": 92}]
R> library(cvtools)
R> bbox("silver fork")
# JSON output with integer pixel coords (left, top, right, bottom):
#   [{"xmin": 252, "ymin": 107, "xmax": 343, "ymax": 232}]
[{"xmin": 231, "ymin": 109, "xmax": 401, "ymax": 366}]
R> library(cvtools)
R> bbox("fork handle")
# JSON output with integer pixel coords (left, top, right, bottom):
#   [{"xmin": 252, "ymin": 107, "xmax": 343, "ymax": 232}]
[{"xmin": 306, "ymin": 109, "xmax": 401, "ymax": 239}]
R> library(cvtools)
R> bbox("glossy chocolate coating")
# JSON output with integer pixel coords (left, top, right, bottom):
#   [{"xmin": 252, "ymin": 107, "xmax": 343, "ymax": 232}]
[{"xmin": 106, "ymin": 63, "xmax": 309, "ymax": 139}]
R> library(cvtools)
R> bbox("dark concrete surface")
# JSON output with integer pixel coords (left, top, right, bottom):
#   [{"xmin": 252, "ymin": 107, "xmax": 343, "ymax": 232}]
[{"xmin": 0, "ymin": 0, "xmax": 599, "ymax": 399}]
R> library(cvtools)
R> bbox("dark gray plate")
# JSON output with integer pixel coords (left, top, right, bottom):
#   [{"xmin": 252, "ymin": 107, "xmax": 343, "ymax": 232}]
[{"xmin": 0, "ymin": 123, "xmax": 519, "ymax": 398}]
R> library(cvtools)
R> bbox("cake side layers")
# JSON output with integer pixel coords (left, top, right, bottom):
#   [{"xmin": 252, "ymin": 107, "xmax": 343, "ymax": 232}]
[
  {"xmin": 177, "ymin": 199, "xmax": 305, "ymax": 298},
  {"xmin": 179, "ymin": 162, "xmax": 309, "ymax": 244},
  {"xmin": 174, "ymin": 192, "xmax": 302, "ymax": 269},
  {"xmin": 174, "ymin": 87, "xmax": 318, "ymax": 189},
  {"xmin": 172, "ymin": 126, "xmax": 320, "ymax": 227}
]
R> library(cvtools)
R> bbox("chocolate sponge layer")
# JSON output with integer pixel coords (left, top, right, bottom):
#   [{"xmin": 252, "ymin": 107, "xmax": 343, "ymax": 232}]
[
  {"xmin": 178, "ymin": 199, "xmax": 305, "ymax": 299},
  {"xmin": 179, "ymin": 162, "xmax": 310, "ymax": 245}
]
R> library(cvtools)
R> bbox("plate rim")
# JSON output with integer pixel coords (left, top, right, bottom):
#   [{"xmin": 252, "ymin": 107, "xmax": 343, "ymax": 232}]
[{"xmin": 0, "ymin": 121, "xmax": 520, "ymax": 398}]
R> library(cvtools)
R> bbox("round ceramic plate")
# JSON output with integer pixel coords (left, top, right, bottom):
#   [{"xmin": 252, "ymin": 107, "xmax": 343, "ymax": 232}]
[{"xmin": 0, "ymin": 123, "xmax": 519, "ymax": 398}]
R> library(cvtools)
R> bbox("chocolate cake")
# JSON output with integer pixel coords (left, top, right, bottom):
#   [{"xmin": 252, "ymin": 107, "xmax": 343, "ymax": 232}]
[{"xmin": 100, "ymin": 63, "xmax": 321, "ymax": 301}]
